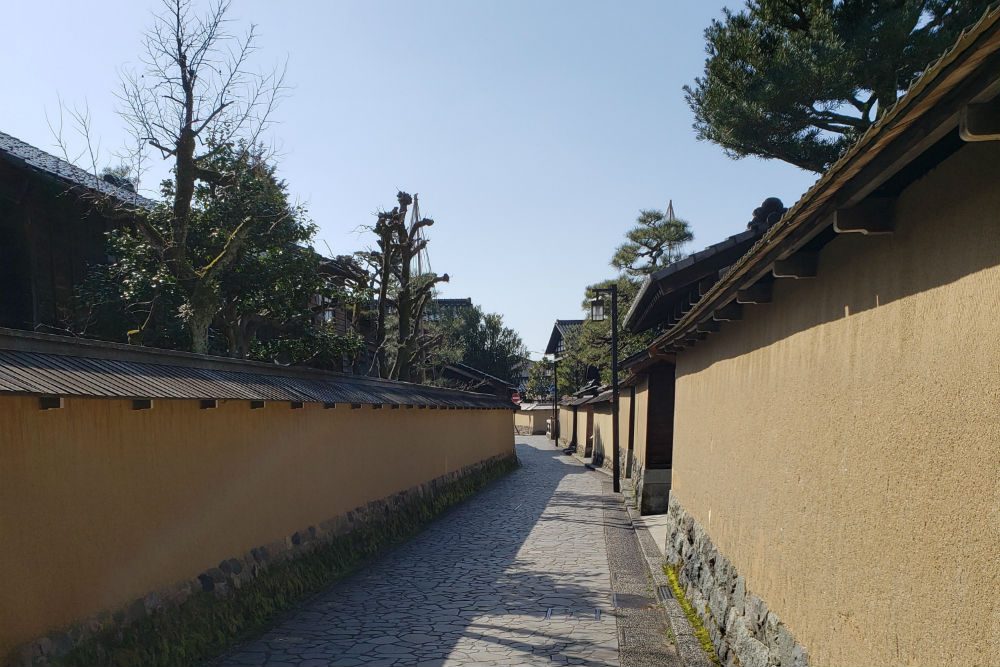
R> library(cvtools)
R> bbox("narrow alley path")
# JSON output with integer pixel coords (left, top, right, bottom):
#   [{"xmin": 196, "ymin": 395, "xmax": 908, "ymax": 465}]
[{"xmin": 216, "ymin": 436, "xmax": 658, "ymax": 667}]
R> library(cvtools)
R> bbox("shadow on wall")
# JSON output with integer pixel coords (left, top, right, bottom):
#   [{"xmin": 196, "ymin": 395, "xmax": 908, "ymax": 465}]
[
  {"xmin": 681, "ymin": 141, "xmax": 1000, "ymax": 373},
  {"xmin": 215, "ymin": 438, "xmax": 615, "ymax": 666}
]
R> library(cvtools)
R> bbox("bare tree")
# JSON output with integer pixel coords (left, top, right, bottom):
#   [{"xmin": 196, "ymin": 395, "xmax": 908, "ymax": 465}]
[{"xmin": 111, "ymin": 0, "xmax": 286, "ymax": 353}]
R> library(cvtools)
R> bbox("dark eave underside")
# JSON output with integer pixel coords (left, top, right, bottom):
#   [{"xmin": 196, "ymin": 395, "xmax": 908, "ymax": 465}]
[{"xmin": 624, "ymin": 229, "xmax": 760, "ymax": 333}]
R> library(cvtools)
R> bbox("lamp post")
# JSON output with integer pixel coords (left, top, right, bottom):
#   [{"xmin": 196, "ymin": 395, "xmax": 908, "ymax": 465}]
[
  {"xmin": 552, "ymin": 356, "xmax": 559, "ymax": 445},
  {"xmin": 590, "ymin": 284, "xmax": 620, "ymax": 493}
]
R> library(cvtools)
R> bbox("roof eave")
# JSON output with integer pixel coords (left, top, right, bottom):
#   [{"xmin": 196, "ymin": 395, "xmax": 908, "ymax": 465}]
[{"xmin": 650, "ymin": 5, "xmax": 1000, "ymax": 354}]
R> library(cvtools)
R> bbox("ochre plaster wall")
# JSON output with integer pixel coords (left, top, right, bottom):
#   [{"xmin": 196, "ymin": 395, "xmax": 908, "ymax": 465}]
[
  {"xmin": 672, "ymin": 142, "xmax": 1000, "ymax": 665},
  {"xmin": 589, "ymin": 396, "xmax": 632, "ymax": 473},
  {"xmin": 0, "ymin": 397, "xmax": 513, "ymax": 658},
  {"xmin": 514, "ymin": 410, "xmax": 548, "ymax": 434},
  {"xmin": 574, "ymin": 407, "xmax": 592, "ymax": 455},
  {"xmin": 631, "ymin": 377, "xmax": 649, "ymax": 471},
  {"xmin": 558, "ymin": 406, "xmax": 575, "ymax": 445},
  {"xmin": 618, "ymin": 391, "xmax": 632, "ymax": 474},
  {"xmin": 591, "ymin": 402, "xmax": 613, "ymax": 469}
]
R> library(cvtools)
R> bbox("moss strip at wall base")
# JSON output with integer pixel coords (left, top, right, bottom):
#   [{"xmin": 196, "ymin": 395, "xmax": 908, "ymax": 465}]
[
  {"xmin": 663, "ymin": 496, "xmax": 809, "ymax": 667},
  {"xmin": 664, "ymin": 564, "xmax": 720, "ymax": 666},
  {"xmin": 27, "ymin": 454, "xmax": 518, "ymax": 667}
]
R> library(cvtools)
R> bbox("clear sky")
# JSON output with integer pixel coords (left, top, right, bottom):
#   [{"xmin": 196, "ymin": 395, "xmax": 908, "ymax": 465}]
[{"xmin": 4, "ymin": 1, "xmax": 817, "ymax": 358}]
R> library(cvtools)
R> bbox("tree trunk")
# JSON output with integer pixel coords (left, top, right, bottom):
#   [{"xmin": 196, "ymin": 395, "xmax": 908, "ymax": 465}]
[
  {"xmin": 394, "ymin": 255, "xmax": 414, "ymax": 382},
  {"xmin": 239, "ymin": 316, "xmax": 255, "ymax": 359},
  {"xmin": 187, "ymin": 284, "xmax": 218, "ymax": 355}
]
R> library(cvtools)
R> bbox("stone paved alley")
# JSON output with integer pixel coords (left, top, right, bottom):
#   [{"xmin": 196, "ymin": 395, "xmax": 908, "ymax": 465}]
[{"xmin": 216, "ymin": 436, "xmax": 676, "ymax": 667}]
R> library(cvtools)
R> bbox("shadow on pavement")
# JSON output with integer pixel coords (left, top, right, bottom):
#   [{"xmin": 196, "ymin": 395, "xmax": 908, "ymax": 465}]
[{"xmin": 214, "ymin": 436, "xmax": 620, "ymax": 666}]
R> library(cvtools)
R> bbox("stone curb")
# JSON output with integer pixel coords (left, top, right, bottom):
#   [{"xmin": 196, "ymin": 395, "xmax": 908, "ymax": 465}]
[{"xmin": 622, "ymin": 492, "xmax": 714, "ymax": 667}]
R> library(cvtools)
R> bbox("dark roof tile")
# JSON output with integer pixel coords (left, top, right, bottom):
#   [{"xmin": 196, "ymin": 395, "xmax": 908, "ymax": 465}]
[{"xmin": 0, "ymin": 130, "xmax": 157, "ymax": 209}]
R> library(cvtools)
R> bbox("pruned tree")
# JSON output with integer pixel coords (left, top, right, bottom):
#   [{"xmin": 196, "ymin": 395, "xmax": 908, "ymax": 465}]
[
  {"xmin": 684, "ymin": 0, "xmax": 992, "ymax": 172},
  {"xmin": 111, "ymin": 0, "xmax": 287, "ymax": 352},
  {"xmin": 611, "ymin": 203, "xmax": 693, "ymax": 276},
  {"xmin": 361, "ymin": 191, "xmax": 449, "ymax": 381}
]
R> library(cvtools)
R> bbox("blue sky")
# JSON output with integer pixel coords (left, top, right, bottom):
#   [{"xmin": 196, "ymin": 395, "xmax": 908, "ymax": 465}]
[{"xmin": 4, "ymin": 1, "xmax": 817, "ymax": 358}]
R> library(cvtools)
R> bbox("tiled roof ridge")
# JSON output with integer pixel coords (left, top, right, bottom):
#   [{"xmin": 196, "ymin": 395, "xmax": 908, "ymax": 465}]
[{"xmin": 449, "ymin": 361, "xmax": 513, "ymax": 386}]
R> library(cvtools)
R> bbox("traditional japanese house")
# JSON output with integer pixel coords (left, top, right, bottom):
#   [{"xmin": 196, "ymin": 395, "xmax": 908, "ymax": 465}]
[
  {"xmin": 544, "ymin": 318, "xmax": 583, "ymax": 444},
  {"xmin": 0, "ymin": 131, "xmax": 154, "ymax": 332}
]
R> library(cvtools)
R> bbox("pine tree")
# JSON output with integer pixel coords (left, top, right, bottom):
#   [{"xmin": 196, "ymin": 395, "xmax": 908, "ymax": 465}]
[
  {"xmin": 685, "ymin": 0, "xmax": 992, "ymax": 172},
  {"xmin": 611, "ymin": 201, "xmax": 693, "ymax": 276}
]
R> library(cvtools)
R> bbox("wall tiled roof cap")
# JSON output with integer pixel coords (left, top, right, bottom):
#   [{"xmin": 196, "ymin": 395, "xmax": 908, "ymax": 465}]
[
  {"xmin": 517, "ymin": 402, "xmax": 554, "ymax": 411},
  {"xmin": 0, "ymin": 328, "xmax": 510, "ymax": 408}
]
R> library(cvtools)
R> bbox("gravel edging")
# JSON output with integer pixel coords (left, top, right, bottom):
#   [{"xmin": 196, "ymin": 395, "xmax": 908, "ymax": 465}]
[{"xmin": 623, "ymin": 489, "xmax": 714, "ymax": 667}]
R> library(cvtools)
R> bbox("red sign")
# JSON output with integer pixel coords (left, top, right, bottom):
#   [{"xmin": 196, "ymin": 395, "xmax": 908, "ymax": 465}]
[{"xmin": 511, "ymin": 391, "xmax": 522, "ymax": 405}]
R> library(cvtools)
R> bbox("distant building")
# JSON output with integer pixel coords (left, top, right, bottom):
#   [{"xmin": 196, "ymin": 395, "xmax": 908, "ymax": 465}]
[
  {"xmin": 0, "ymin": 131, "xmax": 154, "ymax": 332},
  {"xmin": 513, "ymin": 401, "xmax": 553, "ymax": 435},
  {"xmin": 543, "ymin": 319, "xmax": 582, "ymax": 357},
  {"xmin": 425, "ymin": 297, "xmax": 474, "ymax": 321}
]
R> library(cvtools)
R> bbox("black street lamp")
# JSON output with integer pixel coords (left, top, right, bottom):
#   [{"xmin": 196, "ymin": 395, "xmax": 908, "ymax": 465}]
[
  {"xmin": 590, "ymin": 284, "xmax": 620, "ymax": 493},
  {"xmin": 551, "ymin": 356, "xmax": 559, "ymax": 446}
]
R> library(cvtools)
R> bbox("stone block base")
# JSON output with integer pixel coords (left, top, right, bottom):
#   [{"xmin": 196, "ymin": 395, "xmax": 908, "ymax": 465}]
[
  {"xmin": 629, "ymin": 457, "xmax": 670, "ymax": 515},
  {"xmin": 637, "ymin": 467, "xmax": 670, "ymax": 515},
  {"xmin": 663, "ymin": 496, "xmax": 809, "ymax": 667}
]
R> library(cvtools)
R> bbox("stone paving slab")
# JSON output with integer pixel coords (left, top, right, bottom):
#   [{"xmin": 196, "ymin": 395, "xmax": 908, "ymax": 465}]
[{"xmin": 214, "ymin": 437, "xmax": 631, "ymax": 666}]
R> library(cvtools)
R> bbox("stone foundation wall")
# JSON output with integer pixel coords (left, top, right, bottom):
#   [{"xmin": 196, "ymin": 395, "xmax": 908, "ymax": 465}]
[
  {"xmin": 636, "ymin": 466, "xmax": 670, "ymax": 515},
  {"xmin": 663, "ymin": 496, "xmax": 809, "ymax": 667},
  {"xmin": 10, "ymin": 453, "xmax": 518, "ymax": 667},
  {"xmin": 628, "ymin": 456, "xmax": 670, "ymax": 515}
]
